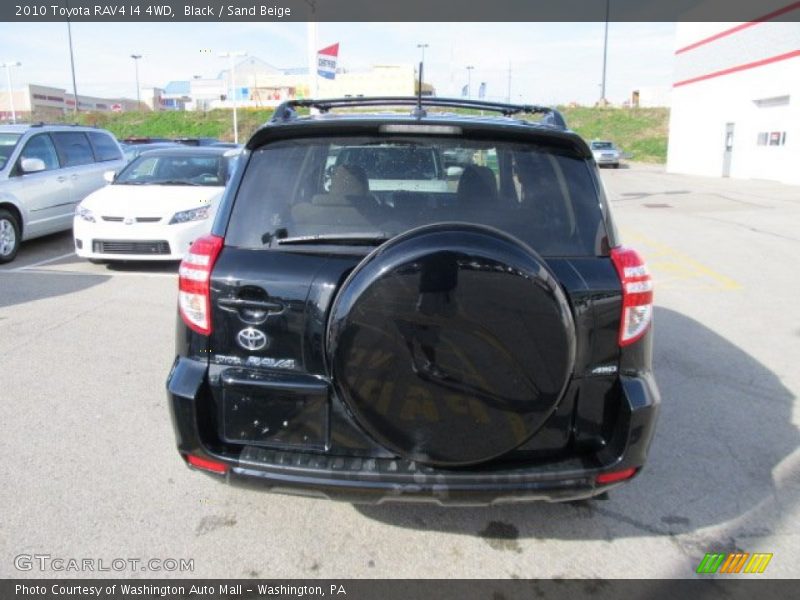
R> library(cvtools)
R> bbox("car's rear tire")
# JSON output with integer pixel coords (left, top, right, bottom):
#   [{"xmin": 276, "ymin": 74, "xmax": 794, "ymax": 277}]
[
  {"xmin": 0, "ymin": 209, "xmax": 21, "ymax": 264},
  {"xmin": 327, "ymin": 223, "xmax": 576, "ymax": 467}
]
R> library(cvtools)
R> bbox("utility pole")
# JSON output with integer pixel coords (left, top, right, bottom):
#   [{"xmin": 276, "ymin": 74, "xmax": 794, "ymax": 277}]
[
  {"xmin": 600, "ymin": 0, "xmax": 610, "ymax": 104},
  {"xmin": 466, "ymin": 65, "xmax": 474, "ymax": 98},
  {"xmin": 1, "ymin": 62, "xmax": 21, "ymax": 123},
  {"xmin": 219, "ymin": 51, "xmax": 247, "ymax": 144},
  {"xmin": 307, "ymin": 22, "xmax": 319, "ymax": 99},
  {"xmin": 130, "ymin": 54, "xmax": 142, "ymax": 109},
  {"xmin": 66, "ymin": 18, "xmax": 79, "ymax": 114}
]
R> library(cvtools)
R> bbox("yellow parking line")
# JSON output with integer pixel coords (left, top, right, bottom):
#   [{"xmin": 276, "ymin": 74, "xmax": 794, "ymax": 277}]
[{"xmin": 621, "ymin": 229, "xmax": 742, "ymax": 291}]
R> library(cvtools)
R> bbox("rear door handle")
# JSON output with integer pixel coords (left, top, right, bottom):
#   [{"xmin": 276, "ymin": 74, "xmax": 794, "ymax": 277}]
[
  {"xmin": 217, "ymin": 297, "xmax": 285, "ymax": 324},
  {"xmin": 217, "ymin": 298, "xmax": 284, "ymax": 312}
]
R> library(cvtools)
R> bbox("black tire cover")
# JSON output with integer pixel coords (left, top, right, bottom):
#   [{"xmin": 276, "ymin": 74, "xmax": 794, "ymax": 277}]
[{"xmin": 326, "ymin": 223, "xmax": 576, "ymax": 466}]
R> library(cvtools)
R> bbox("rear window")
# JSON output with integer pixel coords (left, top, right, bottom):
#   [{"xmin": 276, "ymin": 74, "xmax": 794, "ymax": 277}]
[
  {"xmin": 87, "ymin": 131, "xmax": 122, "ymax": 162},
  {"xmin": 226, "ymin": 136, "xmax": 607, "ymax": 257}
]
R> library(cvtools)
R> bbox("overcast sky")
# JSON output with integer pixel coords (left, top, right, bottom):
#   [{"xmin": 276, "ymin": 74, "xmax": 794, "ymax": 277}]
[{"xmin": 0, "ymin": 21, "xmax": 676, "ymax": 105}]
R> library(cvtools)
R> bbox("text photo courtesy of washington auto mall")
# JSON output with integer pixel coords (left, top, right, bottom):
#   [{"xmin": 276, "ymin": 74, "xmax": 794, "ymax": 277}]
[{"xmin": 0, "ymin": 0, "xmax": 799, "ymax": 598}]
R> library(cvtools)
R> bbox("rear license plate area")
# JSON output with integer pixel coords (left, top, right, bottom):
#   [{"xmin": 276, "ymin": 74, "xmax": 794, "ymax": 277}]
[{"xmin": 220, "ymin": 369, "xmax": 329, "ymax": 449}]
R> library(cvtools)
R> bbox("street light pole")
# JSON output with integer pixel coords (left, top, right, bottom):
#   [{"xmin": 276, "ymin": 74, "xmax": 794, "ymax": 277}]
[
  {"xmin": 130, "ymin": 54, "xmax": 142, "ymax": 109},
  {"xmin": 417, "ymin": 43, "xmax": 428, "ymax": 67},
  {"xmin": 1, "ymin": 62, "xmax": 21, "ymax": 123},
  {"xmin": 219, "ymin": 51, "xmax": 246, "ymax": 144},
  {"xmin": 466, "ymin": 65, "xmax": 474, "ymax": 98},
  {"xmin": 600, "ymin": 0, "xmax": 610, "ymax": 104},
  {"xmin": 66, "ymin": 18, "xmax": 79, "ymax": 115}
]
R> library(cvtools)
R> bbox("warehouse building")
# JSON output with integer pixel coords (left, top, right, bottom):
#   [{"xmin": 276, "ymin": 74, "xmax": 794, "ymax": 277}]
[
  {"xmin": 0, "ymin": 84, "xmax": 141, "ymax": 121},
  {"xmin": 667, "ymin": 15, "xmax": 800, "ymax": 185}
]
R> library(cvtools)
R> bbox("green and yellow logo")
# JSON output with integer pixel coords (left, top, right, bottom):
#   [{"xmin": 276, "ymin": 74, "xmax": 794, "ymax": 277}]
[{"xmin": 696, "ymin": 552, "xmax": 773, "ymax": 574}]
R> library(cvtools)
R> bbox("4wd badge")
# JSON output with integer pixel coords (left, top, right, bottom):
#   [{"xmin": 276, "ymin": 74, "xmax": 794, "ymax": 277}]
[{"xmin": 236, "ymin": 328, "xmax": 269, "ymax": 351}]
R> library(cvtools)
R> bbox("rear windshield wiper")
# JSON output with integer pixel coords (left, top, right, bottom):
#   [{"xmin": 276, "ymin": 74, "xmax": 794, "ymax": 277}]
[{"xmin": 275, "ymin": 233, "xmax": 391, "ymax": 246}]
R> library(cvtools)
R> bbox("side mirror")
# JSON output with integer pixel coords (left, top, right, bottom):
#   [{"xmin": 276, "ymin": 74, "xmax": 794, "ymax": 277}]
[
  {"xmin": 20, "ymin": 158, "xmax": 46, "ymax": 174},
  {"xmin": 446, "ymin": 166, "xmax": 464, "ymax": 178},
  {"xmin": 103, "ymin": 170, "xmax": 117, "ymax": 183}
]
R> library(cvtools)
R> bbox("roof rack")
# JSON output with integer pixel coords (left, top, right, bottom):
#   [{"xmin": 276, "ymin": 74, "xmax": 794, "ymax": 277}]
[
  {"xmin": 29, "ymin": 121, "xmax": 89, "ymax": 128},
  {"xmin": 270, "ymin": 96, "xmax": 567, "ymax": 129}
]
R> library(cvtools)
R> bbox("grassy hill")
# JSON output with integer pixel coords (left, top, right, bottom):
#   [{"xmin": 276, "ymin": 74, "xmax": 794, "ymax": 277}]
[
  {"xmin": 70, "ymin": 105, "xmax": 670, "ymax": 163},
  {"xmin": 561, "ymin": 106, "xmax": 669, "ymax": 164}
]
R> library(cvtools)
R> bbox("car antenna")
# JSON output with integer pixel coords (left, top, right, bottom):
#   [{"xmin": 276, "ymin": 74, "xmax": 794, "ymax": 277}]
[{"xmin": 411, "ymin": 61, "xmax": 426, "ymax": 119}]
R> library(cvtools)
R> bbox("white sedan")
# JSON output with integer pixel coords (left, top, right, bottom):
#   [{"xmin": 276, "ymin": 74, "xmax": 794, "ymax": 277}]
[{"xmin": 74, "ymin": 147, "xmax": 238, "ymax": 261}]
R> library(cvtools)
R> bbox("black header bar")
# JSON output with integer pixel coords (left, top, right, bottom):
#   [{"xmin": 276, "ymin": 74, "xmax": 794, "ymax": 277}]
[{"xmin": 4, "ymin": 0, "xmax": 800, "ymax": 22}]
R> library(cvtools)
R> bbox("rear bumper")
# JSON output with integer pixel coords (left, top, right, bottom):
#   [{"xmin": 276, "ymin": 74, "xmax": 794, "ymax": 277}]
[{"xmin": 167, "ymin": 357, "xmax": 660, "ymax": 505}]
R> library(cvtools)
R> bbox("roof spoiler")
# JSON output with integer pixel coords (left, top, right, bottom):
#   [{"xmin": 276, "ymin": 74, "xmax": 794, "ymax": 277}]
[{"xmin": 269, "ymin": 96, "xmax": 567, "ymax": 129}]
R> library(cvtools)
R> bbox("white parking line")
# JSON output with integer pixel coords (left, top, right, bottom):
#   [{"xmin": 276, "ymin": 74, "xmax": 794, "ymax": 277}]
[
  {"xmin": 0, "ymin": 267, "xmax": 177, "ymax": 278},
  {"xmin": 10, "ymin": 252, "xmax": 77, "ymax": 272}
]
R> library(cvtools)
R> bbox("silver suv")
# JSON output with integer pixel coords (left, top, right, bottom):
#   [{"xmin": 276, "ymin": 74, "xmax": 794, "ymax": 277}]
[{"xmin": 0, "ymin": 124, "xmax": 125, "ymax": 263}]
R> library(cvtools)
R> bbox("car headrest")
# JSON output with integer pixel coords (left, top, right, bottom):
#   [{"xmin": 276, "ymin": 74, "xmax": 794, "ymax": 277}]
[{"xmin": 330, "ymin": 164, "xmax": 370, "ymax": 196}]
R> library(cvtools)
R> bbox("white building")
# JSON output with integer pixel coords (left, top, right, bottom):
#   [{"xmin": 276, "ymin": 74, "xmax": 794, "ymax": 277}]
[
  {"xmin": 0, "ymin": 84, "xmax": 141, "ymax": 121},
  {"xmin": 667, "ymin": 20, "xmax": 800, "ymax": 184},
  {"xmin": 181, "ymin": 58, "xmax": 426, "ymax": 111}
]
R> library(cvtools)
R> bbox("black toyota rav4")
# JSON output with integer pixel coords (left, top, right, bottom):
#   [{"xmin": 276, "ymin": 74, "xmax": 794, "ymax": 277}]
[{"xmin": 167, "ymin": 97, "xmax": 659, "ymax": 504}]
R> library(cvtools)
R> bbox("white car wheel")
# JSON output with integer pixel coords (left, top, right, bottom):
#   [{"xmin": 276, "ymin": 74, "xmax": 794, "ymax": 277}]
[{"xmin": 0, "ymin": 210, "xmax": 21, "ymax": 263}]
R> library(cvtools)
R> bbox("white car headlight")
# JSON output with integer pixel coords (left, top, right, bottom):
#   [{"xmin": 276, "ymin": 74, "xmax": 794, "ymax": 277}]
[
  {"xmin": 169, "ymin": 206, "xmax": 210, "ymax": 225},
  {"xmin": 76, "ymin": 205, "xmax": 96, "ymax": 223}
]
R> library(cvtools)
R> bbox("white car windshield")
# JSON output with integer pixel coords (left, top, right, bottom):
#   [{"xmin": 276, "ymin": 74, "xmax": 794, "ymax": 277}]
[
  {"xmin": 115, "ymin": 153, "xmax": 231, "ymax": 186},
  {"xmin": 0, "ymin": 133, "xmax": 21, "ymax": 170}
]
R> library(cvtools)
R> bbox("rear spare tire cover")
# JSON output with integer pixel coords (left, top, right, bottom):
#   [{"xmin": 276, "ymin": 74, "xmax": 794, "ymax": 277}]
[{"xmin": 327, "ymin": 223, "xmax": 575, "ymax": 466}]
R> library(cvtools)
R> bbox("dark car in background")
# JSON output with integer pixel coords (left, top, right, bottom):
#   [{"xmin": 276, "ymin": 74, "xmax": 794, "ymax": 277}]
[
  {"xmin": 166, "ymin": 97, "xmax": 660, "ymax": 505},
  {"xmin": 120, "ymin": 141, "xmax": 181, "ymax": 163}
]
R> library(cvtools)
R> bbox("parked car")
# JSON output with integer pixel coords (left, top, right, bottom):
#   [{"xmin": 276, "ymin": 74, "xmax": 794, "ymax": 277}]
[
  {"xmin": 0, "ymin": 123, "xmax": 125, "ymax": 263},
  {"xmin": 167, "ymin": 97, "xmax": 659, "ymax": 504},
  {"xmin": 120, "ymin": 136, "xmax": 172, "ymax": 145},
  {"xmin": 120, "ymin": 141, "xmax": 182, "ymax": 163},
  {"xmin": 590, "ymin": 140, "xmax": 622, "ymax": 168},
  {"xmin": 173, "ymin": 137, "xmax": 219, "ymax": 147},
  {"xmin": 73, "ymin": 147, "xmax": 237, "ymax": 262}
]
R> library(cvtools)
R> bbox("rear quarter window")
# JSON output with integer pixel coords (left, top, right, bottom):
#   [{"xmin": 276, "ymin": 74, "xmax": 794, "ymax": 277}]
[
  {"xmin": 87, "ymin": 132, "xmax": 122, "ymax": 162},
  {"xmin": 225, "ymin": 135, "xmax": 607, "ymax": 257},
  {"xmin": 51, "ymin": 132, "xmax": 95, "ymax": 167}
]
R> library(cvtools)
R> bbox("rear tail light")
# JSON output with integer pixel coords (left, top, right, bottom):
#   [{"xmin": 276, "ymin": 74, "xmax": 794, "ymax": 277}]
[
  {"xmin": 610, "ymin": 246, "xmax": 653, "ymax": 346},
  {"xmin": 178, "ymin": 234, "xmax": 223, "ymax": 335},
  {"xmin": 596, "ymin": 467, "xmax": 637, "ymax": 485},
  {"xmin": 186, "ymin": 454, "xmax": 228, "ymax": 475}
]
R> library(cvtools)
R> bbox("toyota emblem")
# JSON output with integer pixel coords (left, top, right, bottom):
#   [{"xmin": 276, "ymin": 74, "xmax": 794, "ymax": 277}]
[{"xmin": 237, "ymin": 327, "xmax": 269, "ymax": 351}]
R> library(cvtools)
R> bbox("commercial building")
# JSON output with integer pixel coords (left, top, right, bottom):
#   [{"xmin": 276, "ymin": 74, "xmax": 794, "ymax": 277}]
[
  {"xmin": 667, "ymin": 16, "xmax": 800, "ymax": 184},
  {"xmin": 0, "ymin": 84, "xmax": 141, "ymax": 121},
  {"xmin": 182, "ymin": 57, "xmax": 427, "ymax": 111}
]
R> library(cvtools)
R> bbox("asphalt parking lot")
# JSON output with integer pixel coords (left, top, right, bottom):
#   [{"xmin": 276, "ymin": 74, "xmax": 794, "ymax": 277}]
[{"xmin": 1, "ymin": 162, "xmax": 798, "ymax": 579}]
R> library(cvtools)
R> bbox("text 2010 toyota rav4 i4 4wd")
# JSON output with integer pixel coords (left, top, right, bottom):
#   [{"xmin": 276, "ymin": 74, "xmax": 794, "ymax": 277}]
[{"xmin": 166, "ymin": 97, "xmax": 659, "ymax": 505}]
